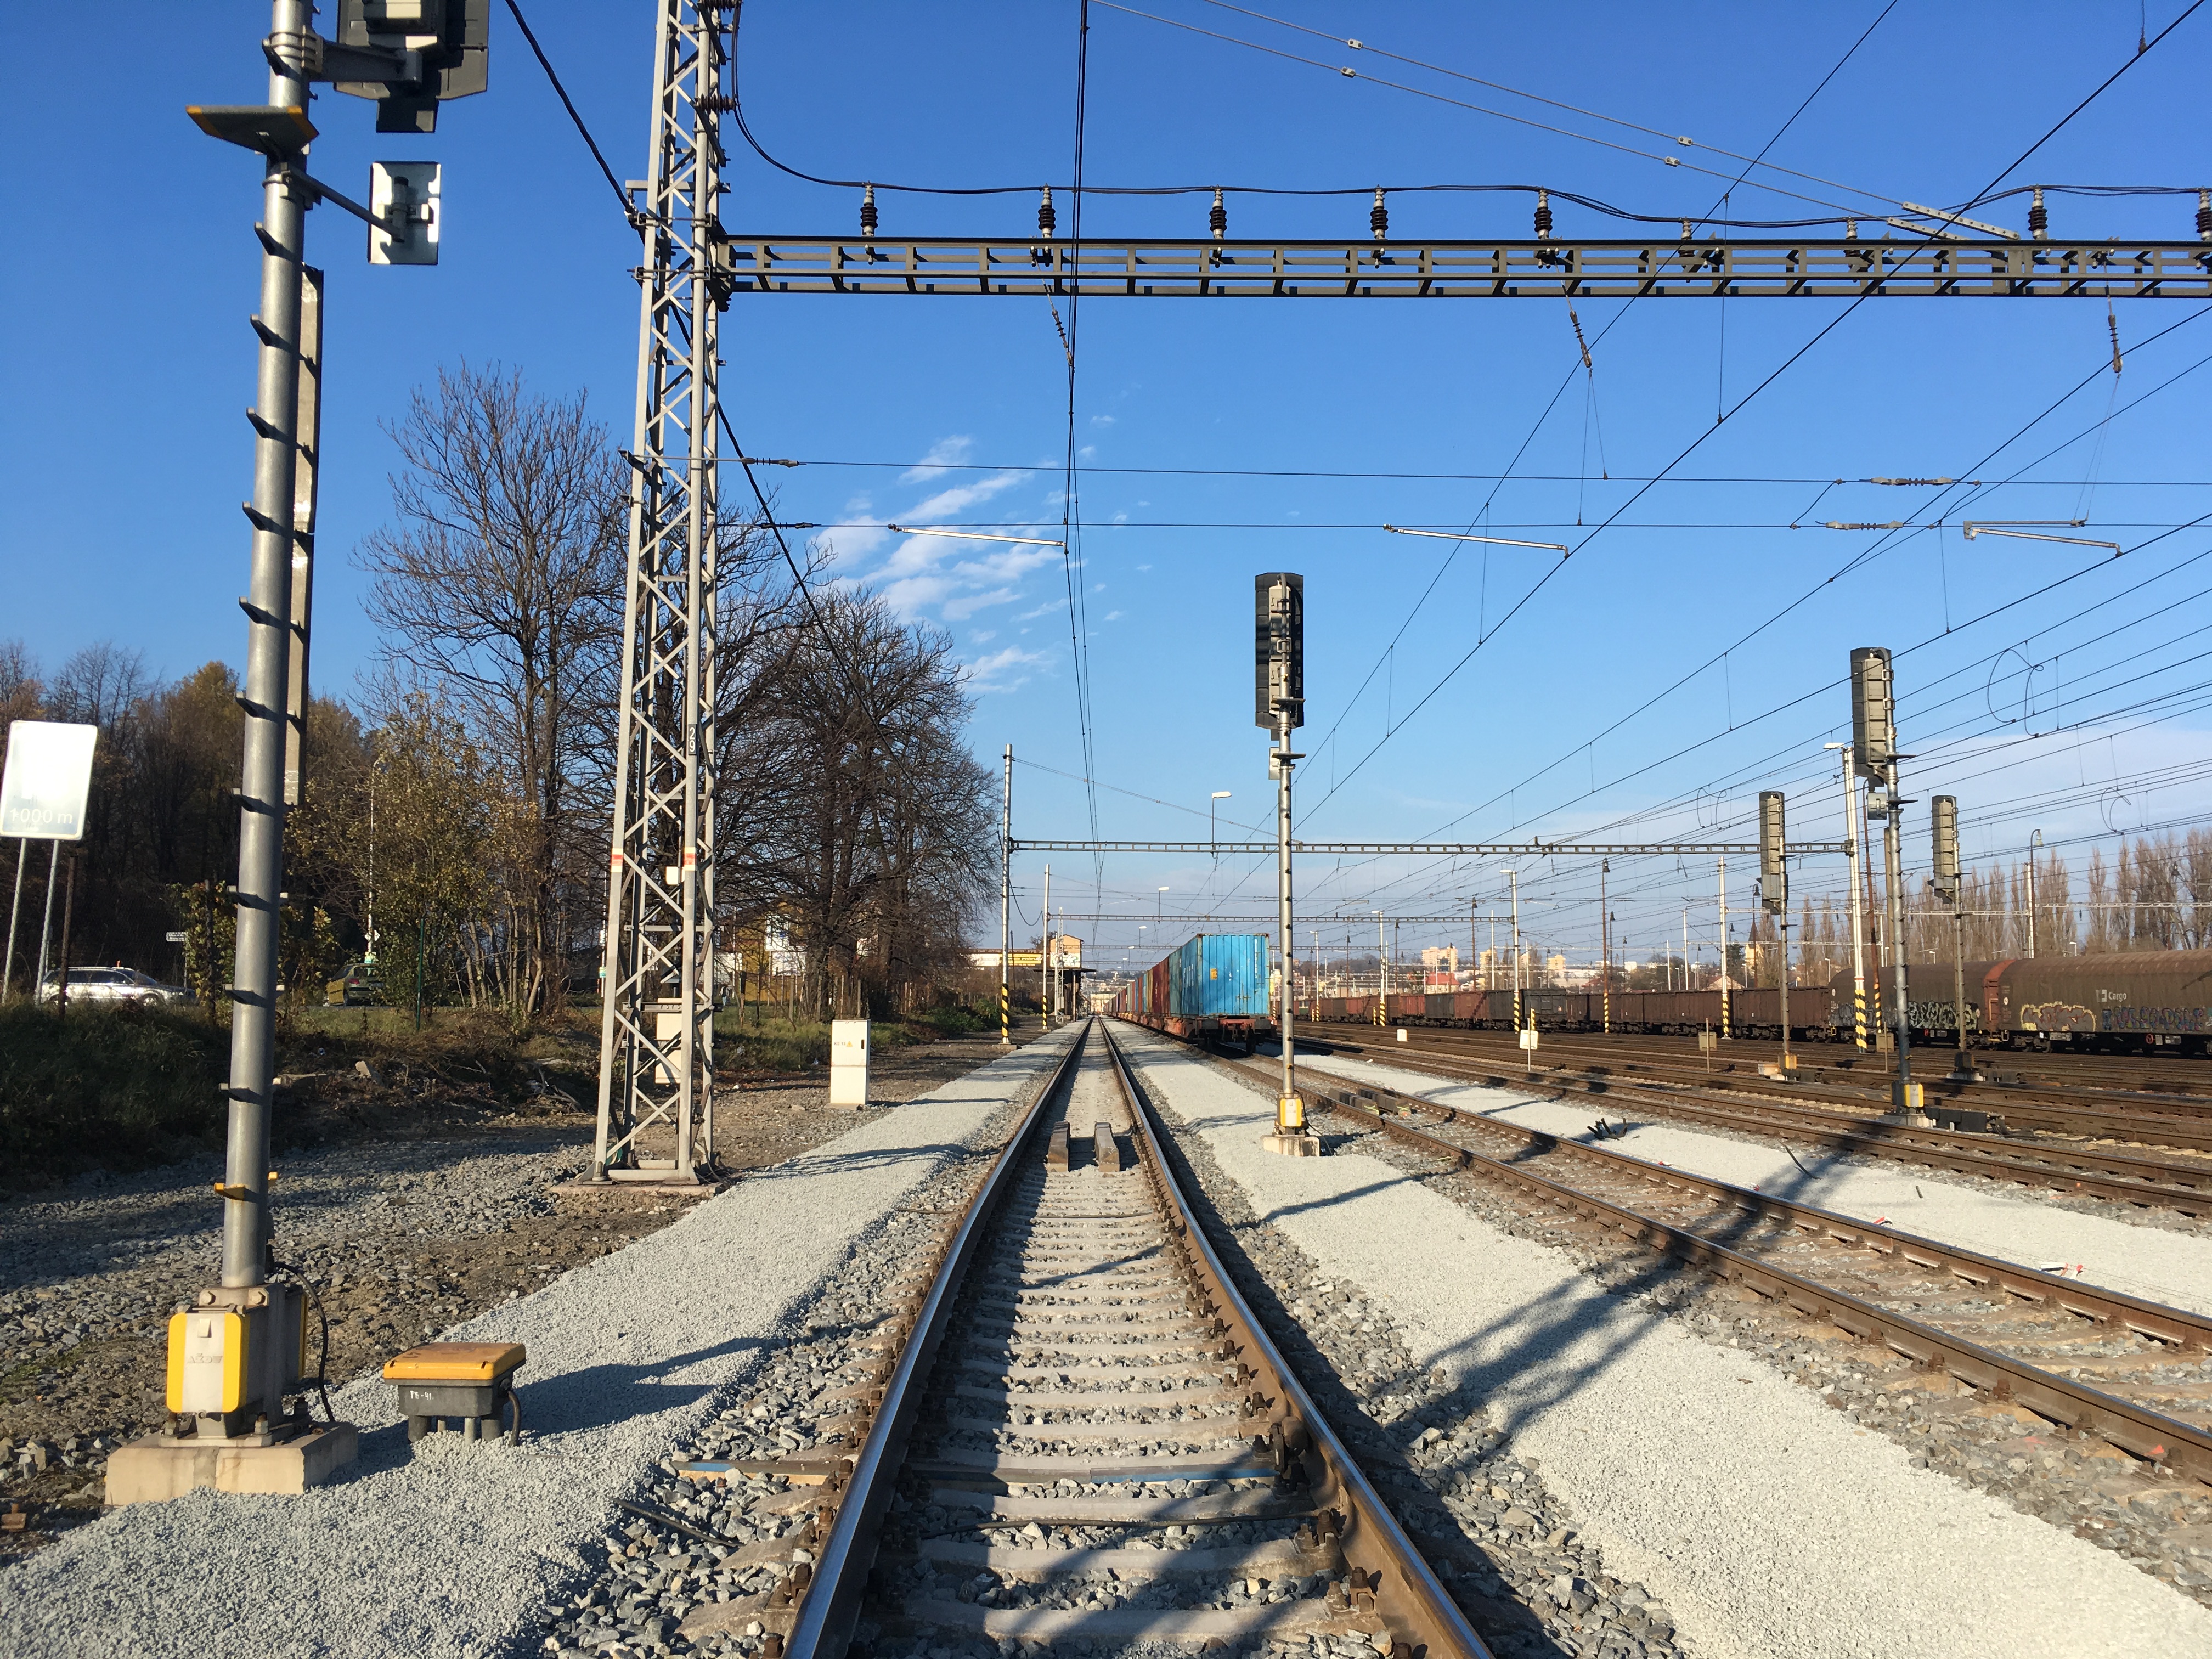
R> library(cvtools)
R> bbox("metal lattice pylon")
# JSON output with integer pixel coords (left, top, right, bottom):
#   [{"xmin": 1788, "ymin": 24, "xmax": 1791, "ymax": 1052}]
[{"xmin": 592, "ymin": 0, "xmax": 727, "ymax": 1184}]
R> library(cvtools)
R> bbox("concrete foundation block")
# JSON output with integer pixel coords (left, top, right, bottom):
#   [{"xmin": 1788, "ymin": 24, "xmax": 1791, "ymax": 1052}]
[
  {"xmin": 106, "ymin": 1423, "xmax": 358, "ymax": 1505},
  {"xmin": 1260, "ymin": 1132, "xmax": 1323, "ymax": 1158}
]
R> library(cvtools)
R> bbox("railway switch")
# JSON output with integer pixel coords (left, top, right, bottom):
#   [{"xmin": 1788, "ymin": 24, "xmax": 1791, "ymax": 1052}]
[{"xmin": 385, "ymin": 1342, "xmax": 527, "ymax": 1446}]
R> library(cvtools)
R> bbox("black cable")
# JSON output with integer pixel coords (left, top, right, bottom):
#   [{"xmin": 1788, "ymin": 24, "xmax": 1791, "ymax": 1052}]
[
  {"xmin": 723, "ymin": 3, "xmax": 2200, "ymax": 228},
  {"xmin": 1063, "ymin": 1, "xmax": 1106, "ymax": 905},
  {"xmin": 1953, "ymin": 1, "xmax": 2207, "ymax": 216},
  {"xmin": 1690, "ymin": 0, "xmax": 1899, "ymax": 234},
  {"xmin": 1312, "ymin": 283, "xmax": 2212, "ymax": 843},
  {"xmin": 268, "ymin": 1255, "xmax": 335, "ymax": 1425},
  {"xmin": 616, "ymin": 1499, "xmax": 723, "ymax": 1548},
  {"xmin": 501, "ymin": 0, "xmax": 638, "ymax": 224}
]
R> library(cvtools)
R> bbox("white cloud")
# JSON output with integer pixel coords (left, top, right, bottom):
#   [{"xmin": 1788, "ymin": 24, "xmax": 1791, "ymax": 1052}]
[
  {"xmin": 965, "ymin": 645, "xmax": 1053, "ymax": 693},
  {"xmin": 1136, "ymin": 563, "xmax": 1153, "ymax": 572},
  {"xmin": 901, "ymin": 436, "xmax": 974, "ymax": 483},
  {"xmin": 1093, "ymin": 582, "xmax": 1107, "ymax": 591},
  {"xmin": 944, "ymin": 585, "xmax": 1023, "ymax": 622},
  {"xmin": 904, "ymin": 469, "xmax": 1026, "ymax": 523},
  {"xmin": 970, "ymin": 629, "xmax": 997, "ymax": 644},
  {"xmin": 826, "ymin": 459, "xmax": 1074, "ymax": 630},
  {"xmin": 1015, "ymin": 599, "xmax": 1063, "ymax": 621},
  {"xmin": 1091, "ymin": 414, "xmax": 1116, "ymax": 426},
  {"xmin": 812, "ymin": 493, "xmax": 890, "ymax": 567},
  {"xmin": 1104, "ymin": 610, "xmax": 1125, "ymax": 621}
]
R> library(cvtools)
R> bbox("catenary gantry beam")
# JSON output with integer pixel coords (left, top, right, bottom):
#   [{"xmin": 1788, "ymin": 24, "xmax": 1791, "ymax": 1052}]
[{"xmin": 712, "ymin": 236, "xmax": 2212, "ymax": 300}]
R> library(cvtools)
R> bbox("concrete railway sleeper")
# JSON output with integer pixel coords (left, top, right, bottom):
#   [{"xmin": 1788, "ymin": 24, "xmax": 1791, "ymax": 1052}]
[
  {"xmin": 728, "ymin": 1019, "xmax": 1492, "ymax": 1659},
  {"xmin": 1279, "ymin": 1060, "xmax": 2212, "ymax": 1489},
  {"xmin": 1297, "ymin": 1038, "xmax": 2212, "ymax": 1214}
]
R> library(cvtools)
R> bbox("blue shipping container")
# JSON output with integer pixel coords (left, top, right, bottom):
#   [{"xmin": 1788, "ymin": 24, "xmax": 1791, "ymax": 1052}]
[{"xmin": 1165, "ymin": 934, "xmax": 1271, "ymax": 1019}]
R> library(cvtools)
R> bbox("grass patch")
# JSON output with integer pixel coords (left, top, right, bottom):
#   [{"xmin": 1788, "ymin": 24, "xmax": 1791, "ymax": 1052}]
[
  {"xmin": 713, "ymin": 1012, "xmax": 832, "ymax": 1071},
  {"xmin": 709, "ymin": 1003, "xmax": 992, "ymax": 1070},
  {"xmin": 0, "ymin": 1002, "xmax": 601, "ymax": 1191},
  {"xmin": 0, "ymin": 1003, "xmax": 228, "ymax": 1188}
]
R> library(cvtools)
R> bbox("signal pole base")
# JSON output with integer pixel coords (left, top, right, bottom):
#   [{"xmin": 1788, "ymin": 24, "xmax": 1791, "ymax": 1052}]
[
  {"xmin": 106, "ymin": 1421, "xmax": 357, "ymax": 1505},
  {"xmin": 1262, "ymin": 1131, "xmax": 1322, "ymax": 1158}
]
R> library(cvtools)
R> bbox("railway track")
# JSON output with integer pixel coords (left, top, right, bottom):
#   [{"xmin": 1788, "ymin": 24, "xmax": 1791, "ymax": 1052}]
[
  {"xmin": 1228, "ymin": 1053, "xmax": 2212, "ymax": 1488},
  {"xmin": 1313, "ymin": 1020, "xmax": 2212, "ymax": 1124},
  {"xmin": 1300, "ymin": 1030, "xmax": 2212, "ymax": 1214},
  {"xmin": 722, "ymin": 1019, "xmax": 1489, "ymax": 1659}
]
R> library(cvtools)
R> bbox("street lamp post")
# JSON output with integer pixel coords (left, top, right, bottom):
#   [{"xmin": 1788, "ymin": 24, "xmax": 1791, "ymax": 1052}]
[
  {"xmin": 1825, "ymin": 742, "xmax": 1869, "ymax": 1051},
  {"xmin": 1599, "ymin": 859, "xmax": 1611, "ymax": 1035},
  {"xmin": 1504, "ymin": 871, "xmax": 1522, "ymax": 1031},
  {"xmin": 2027, "ymin": 828, "xmax": 2044, "ymax": 958}
]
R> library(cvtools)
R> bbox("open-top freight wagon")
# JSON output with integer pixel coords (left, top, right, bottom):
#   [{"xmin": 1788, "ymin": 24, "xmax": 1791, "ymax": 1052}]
[
  {"xmin": 1307, "ymin": 948, "xmax": 2212, "ymax": 1056},
  {"xmin": 1110, "ymin": 933, "xmax": 1274, "ymax": 1041}
]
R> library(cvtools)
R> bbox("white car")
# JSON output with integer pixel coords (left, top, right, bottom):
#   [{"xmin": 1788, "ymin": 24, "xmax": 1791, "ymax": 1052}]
[{"xmin": 37, "ymin": 966, "xmax": 190, "ymax": 1007}]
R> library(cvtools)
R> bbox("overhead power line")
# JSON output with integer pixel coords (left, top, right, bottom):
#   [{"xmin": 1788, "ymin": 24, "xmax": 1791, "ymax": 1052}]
[{"xmin": 723, "ymin": 3, "xmax": 2198, "ymax": 230}]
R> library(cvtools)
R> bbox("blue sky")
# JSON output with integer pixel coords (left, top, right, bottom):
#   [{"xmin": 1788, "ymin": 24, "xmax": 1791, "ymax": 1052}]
[{"xmin": 4, "ymin": 2, "xmax": 2209, "ymax": 975}]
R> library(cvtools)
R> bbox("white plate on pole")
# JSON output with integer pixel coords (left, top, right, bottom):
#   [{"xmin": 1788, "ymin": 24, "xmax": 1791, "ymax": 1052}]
[{"xmin": 0, "ymin": 722, "xmax": 98, "ymax": 840}]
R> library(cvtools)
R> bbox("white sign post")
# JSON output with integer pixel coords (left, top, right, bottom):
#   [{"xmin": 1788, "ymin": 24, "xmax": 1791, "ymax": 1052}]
[
  {"xmin": 828, "ymin": 1018, "xmax": 871, "ymax": 1108},
  {"xmin": 0, "ymin": 721, "xmax": 98, "ymax": 1005}
]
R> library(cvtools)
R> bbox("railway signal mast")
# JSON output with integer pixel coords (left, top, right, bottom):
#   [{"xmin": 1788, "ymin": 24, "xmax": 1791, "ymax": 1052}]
[
  {"xmin": 1256, "ymin": 574, "xmax": 1318, "ymax": 1156},
  {"xmin": 112, "ymin": 0, "xmax": 485, "ymax": 1504},
  {"xmin": 590, "ymin": 1, "xmax": 731, "ymax": 1186},
  {"xmin": 1932, "ymin": 794, "xmax": 1973, "ymax": 1079},
  {"xmin": 1759, "ymin": 790, "xmax": 1792, "ymax": 1077},
  {"xmin": 1854, "ymin": 647, "xmax": 1925, "ymax": 1120}
]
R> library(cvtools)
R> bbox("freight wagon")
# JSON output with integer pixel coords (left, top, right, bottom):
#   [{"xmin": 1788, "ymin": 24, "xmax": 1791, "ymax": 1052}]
[
  {"xmin": 1308, "ymin": 949, "xmax": 2212, "ymax": 1057},
  {"xmin": 1316, "ymin": 983, "xmax": 1843, "ymax": 1041},
  {"xmin": 1111, "ymin": 934, "xmax": 1274, "ymax": 1041}
]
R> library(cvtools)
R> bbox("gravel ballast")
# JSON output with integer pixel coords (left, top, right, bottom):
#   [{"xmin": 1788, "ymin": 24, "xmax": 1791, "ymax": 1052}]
[
  {"xmin": 1118, "ymin": 1025, "xmax": 2212, "ymax": 1659},
  {"xmin": 1295, "ymin": 1049, "xmax": 2212, "ymax": 1316},
  {"xmin": 0, "ymin": 1026, "xmax": 1081, "ymax": 1659}
]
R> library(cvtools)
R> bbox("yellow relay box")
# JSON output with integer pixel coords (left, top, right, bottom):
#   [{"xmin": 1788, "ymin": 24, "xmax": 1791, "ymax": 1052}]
[
  {"xmin": 165, "ymin": 1297, "xmax": 307, "ymax": 1419},
  {"xmin": 385, "ymin": 1342, "xmax": 527, "ymax": 1446},
  {"xmin": 166, "ymin": 1311, "xmax": 245, "ymax": 1415}
]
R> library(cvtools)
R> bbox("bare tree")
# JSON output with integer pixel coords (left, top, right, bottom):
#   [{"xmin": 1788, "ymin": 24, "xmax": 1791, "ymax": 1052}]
[
  {"xmin": 356, "ymin": 363, "xmax": 626, "ymax": 1011},
  {"xmin": 723, "ymin": 590, "xmax": 994, "ymax": 1017}
]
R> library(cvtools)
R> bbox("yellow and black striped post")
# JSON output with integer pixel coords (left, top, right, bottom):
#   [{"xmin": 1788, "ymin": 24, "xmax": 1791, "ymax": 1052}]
[{"xmin": 1000, "ymin": 979, "xmax": 1010, "ymax": 1046}]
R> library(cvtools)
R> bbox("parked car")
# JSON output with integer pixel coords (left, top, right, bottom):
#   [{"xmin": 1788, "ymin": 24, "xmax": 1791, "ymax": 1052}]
[
  {"xmin": 37, "ymin": 966, "xmax": 189, "ymax": 1007},
  {"xmin": 327, "ymin": 960, "xmax": 383, "ymax": 1006}
]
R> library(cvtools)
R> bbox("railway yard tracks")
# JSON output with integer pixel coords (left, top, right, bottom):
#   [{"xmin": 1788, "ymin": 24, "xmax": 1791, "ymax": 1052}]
[
  {"xmin": 1310, "ymin": 1024, "xmax": 2212, "ymax": 1150},
  {"xmin": 625, "ymin": 1020, "xmax": 1490, "ymax": 1659},
  {"xmin": 1263, "ymin": 1056, "xmax": 2212, "ymax": 1487},
  {"xmin": 1305, "ymin": 1028, "xmax": 2212, "ymax": 1214}
]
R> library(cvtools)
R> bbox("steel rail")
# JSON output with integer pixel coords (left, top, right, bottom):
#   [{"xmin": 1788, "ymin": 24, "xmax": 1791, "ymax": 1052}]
[
  {"xmin": 1291, "ymin": 1064, "xmax": 2212, "ymax": 1353},
  {"xmin": 1305, "ymin": 1036, "xmax": 2212, "ymax": 1214},
  {"xmin": 1323, "ymin": 1022, "xmax": 2212, "ymax": 1108},
  {"xmin": 1254, "ymin": 1064, "xmax": 2212, "ymax": 1485},
  {"xmin": 1313, "ymin": 1028, "xmax": 2212, "ymax": 1153},
  {"xmin": 782, "ymin": 1026, "xmax": 1091, "ymax": 1659},
  {"xmin": 1100, "ymin": 1022, "xmax": 1492, "ymax": 1659}
]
